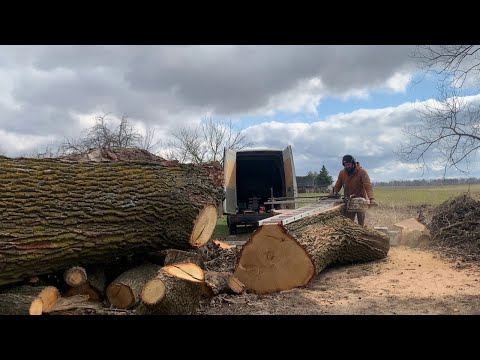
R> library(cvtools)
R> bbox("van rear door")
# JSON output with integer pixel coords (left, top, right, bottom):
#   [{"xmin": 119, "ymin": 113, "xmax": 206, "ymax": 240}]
[
  {"xmin": 223, "ymin": 148, "xmax": 237, "ymax": 214},
  {"xmin": 282, "ymin": 145, "xmax": 297, "ymax": 209}
]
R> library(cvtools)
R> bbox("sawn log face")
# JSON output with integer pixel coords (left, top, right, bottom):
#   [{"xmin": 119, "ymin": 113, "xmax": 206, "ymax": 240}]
[
  {"xmin": 234, "ymin": 205, "xmax": 390, "ymax": 294},
  {"xmin": 0, "ymin": 157, "xmax": 223, "ymax": 287}
]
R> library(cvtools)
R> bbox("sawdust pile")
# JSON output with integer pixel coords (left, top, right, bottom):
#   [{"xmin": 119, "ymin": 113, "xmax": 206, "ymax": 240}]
[{"xmin": 427, "ymin": 193, "xmax": 480, "ymax": 261}]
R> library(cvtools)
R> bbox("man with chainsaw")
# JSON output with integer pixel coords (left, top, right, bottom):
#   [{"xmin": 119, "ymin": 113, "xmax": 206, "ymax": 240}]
[{"xmin": 331, "ymin": 154, "xmax": 378, "ymax": 226}]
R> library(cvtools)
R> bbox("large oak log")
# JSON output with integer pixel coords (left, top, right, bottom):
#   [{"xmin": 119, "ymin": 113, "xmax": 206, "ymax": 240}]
[
  {"xmin": 234, "ymin": 205, "xmax": 390, "ymax": 294},
  {"xmin": 0, "ymin": 156, "xmax": 224, "ymax": 287}
]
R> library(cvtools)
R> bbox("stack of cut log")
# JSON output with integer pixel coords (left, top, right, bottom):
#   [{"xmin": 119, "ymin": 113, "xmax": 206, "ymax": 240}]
[{"xmin": 0, "ymin": 154, "xmax": 233, "ymax": 314}]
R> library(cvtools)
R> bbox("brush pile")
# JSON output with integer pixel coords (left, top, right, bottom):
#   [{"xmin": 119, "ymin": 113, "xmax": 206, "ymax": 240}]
[{"xmin": 427, "ymin": 193, "xmax": 480, "ymax": 261}]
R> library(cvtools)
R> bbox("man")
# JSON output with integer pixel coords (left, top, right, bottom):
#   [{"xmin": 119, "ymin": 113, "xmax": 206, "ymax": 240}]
[{"xmin": 332, "ymin": 154, "xmax": 378, "ymax": 226}]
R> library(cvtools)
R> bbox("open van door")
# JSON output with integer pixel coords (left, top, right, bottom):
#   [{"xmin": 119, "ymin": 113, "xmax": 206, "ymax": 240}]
[
  {"xmin": 282, "ymin": 145, "xmax": 297, "ymax": 209},
  {"xmin": 223, "ymin": 148, "xmax": 237, "ymax": 214}
]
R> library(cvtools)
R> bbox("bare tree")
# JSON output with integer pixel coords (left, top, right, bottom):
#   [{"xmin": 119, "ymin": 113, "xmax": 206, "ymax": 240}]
[
  {"xmin": 27, "ymin": 144, "xmax": 63, "ymax": 159},
  {"xmin": 397, "ymin": 46, "xmax": 480, "ymax": 175},
  {"xmin": 165, "ymin": 117, "xmax": 251, "ymax": 165},
  {"xmin": 396, "ymin": 86, "xmax": 480, "ymax": 175},
  {"xmin": 412, "ymin": 45, "xmax": 480, "ymax": 89},
  {"xmin": 58, "ymin": 113, "xmax": 159, "ymax": 155}
]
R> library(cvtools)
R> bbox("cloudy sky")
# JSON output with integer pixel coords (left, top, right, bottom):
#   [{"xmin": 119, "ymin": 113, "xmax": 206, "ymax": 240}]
[{"xmin": 1, "ymin": 45, "xmax": 479, "ymax": 182}]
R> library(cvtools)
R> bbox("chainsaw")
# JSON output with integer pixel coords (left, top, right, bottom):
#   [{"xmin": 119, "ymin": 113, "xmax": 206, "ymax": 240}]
[
  {"xmin": 344, "ymin": 195, "xmax": 370, "ymax": 213},
  {"xmin": 321, "ymin": 191, "xmax": 370, "ymax": 213}
]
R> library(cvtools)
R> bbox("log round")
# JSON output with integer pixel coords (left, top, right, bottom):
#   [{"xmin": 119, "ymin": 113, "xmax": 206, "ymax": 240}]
[
  {"xmin": 234, "ymin": 205, "xmax": 390, "ymax": 294},
  {"xmin": 0, "ymin": 156, "xmax": 224, "ymax": 287},
  {"xmin": 139, "ymin": 263, "xmax": 204, "ymax": 315},
  {"xmin": 106, "ymin": 263, "xmax": 161, "ymax": 309}
]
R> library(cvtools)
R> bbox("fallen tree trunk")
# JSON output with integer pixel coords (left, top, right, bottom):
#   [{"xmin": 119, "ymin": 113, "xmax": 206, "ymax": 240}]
[
  {"xmin": 234, "ymin": 205, "xmax": 390, "ymax": 294},
  {"xmin": 0, "ymin": 156, "xmax": 223, "ymax": 287}
]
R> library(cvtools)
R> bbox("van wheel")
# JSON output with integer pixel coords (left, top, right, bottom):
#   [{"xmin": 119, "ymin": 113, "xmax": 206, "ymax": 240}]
[{"xmin": 229, "ymin": 223, "xmax": 237, "ymax": 234}]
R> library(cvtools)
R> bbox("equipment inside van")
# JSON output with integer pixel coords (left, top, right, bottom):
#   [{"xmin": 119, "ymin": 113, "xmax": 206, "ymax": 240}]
[{"xmin": 223, "ymin": 145, "xmax": 298, "ymax": 234}]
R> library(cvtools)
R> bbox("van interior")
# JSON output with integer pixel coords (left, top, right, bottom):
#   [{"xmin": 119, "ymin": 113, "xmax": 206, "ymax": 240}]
[{"xmin": 236, "ymin": 150, "xmax": 285, "ymax": 213}]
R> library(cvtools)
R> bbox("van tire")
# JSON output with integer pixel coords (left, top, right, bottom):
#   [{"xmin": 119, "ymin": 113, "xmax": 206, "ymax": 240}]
[{"xmin": 227, "ymin": 216, "xmax": 237, "ymax": 234}]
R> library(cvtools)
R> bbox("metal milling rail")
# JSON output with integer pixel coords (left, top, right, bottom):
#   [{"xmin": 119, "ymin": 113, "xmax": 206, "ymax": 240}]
[{"xmin": 258, "ymin": 200, "xmax": 341, "ymax": 226}]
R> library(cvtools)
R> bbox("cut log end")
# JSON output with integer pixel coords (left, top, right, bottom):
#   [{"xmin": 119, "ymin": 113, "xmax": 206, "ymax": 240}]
[
  {"xmin": 105, "ymin": 284, "xmax": 135, "ymax": 309},
  {"xmin": 191, "ymin": 205, "xmax": 218, "ymax": 248},
  {"xmin": 233, "ymin": 225, "xmax": 315, "ymax": 294},
  {"xmin": 162, "ymin": 263, "xmax": 205, "ymax": 282},
  {"xmin": 29, "ymin": 298, "xmax": 43, "ymax": 315},
  {"xmin": 141, "ymin": 279, "xmax": 166, "ymax": 305},
  {"xmin": 228, "ymin": 276, "xmax": 245, "ymax": 294},
  {"xmin": 213, "ymin": 239, "xmax": 235, "ymax": 249},
  {"xmin": 64, "ymin": 266, "xmax": 88, "ymax": 287},
  {"xmin": 38, "ymin": 286, "xmax": 60, "ymax": 312}
]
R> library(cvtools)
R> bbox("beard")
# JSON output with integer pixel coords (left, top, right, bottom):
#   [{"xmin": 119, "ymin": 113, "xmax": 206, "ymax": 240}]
[{"xmin": 346, "ymin": 165, "xmax": 355, "ymax": 175}]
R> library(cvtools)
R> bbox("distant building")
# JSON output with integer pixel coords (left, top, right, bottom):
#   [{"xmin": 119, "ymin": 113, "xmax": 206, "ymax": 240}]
[{"xmin": 296, "ymin": 175, "xmax": 329, "ymax": 193}]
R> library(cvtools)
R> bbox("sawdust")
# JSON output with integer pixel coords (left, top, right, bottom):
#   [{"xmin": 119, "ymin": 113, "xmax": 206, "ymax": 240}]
[{"xmin": 199, "ymin": 206, "xmax": 480, "ymax": 315}]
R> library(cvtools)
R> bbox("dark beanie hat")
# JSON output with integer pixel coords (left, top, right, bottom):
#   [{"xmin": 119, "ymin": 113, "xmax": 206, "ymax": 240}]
[{"xmin": 342, "ymin": 154, "xmax": 355, "ymax": 165}]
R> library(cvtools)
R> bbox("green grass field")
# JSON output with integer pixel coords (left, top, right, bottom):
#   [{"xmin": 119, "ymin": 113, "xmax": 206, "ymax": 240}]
[
  {"xmin": 211, "ymin": 184, "xmax": 480, "ymax": 239},
  {"xmin": 329, "ymin": 183, "xmax": 480, "ymax": 207},
  {"xmin": 212, "ymin": 215, "xmax": 228, "ymax": 239}
]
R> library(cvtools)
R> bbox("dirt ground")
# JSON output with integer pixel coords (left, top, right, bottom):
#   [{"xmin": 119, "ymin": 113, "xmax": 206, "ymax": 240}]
[{"xmin": 198, "ymin": 206, "xmax": 480, "ymax": 315}]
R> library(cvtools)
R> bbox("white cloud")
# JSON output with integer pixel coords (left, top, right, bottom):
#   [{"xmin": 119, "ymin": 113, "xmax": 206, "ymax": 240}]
[
  {"xmin": 1, "ymin": 45, "xmax": 479, "ymax": 181},
  {"xmin": 384, "ymin": 71, "xmax": 412, "ymax": 93}
]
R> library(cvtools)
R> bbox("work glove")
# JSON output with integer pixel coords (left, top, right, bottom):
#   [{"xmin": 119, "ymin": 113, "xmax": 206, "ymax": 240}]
[{"xmin": 369, "ymin": 199, "xmax": 379, "ymax": 207}]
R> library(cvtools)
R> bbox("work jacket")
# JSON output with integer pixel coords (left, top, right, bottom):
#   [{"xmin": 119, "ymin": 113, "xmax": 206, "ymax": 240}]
[{"xmin": 333, "ymin": 162, "xmax": 374, "ymax": 200}]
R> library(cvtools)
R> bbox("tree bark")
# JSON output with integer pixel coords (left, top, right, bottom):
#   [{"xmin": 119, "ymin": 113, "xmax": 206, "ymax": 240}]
[
  {"xmin": 139, "ymin": 263, "xmax": 204, "ymax": 315},
  {"xmin": 163, "ymin": 249, "xmax": 205, "ymax": 268},
  {"xmin": 234, "ymin": 205, "xmax": 390, "ymax": 294},
  {"xmin": 0, "ymin": 156, "xmax": 224, "ymax": 287}
]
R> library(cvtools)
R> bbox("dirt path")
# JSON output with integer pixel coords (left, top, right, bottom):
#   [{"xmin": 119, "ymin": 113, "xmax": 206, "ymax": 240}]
[
  {"xmin": 199, "ymin": 245, "xmax": 480, "ymax": 315},
  {"xmin": 199, "ymin": 204, "xmax": 480, "ymax": 315}
]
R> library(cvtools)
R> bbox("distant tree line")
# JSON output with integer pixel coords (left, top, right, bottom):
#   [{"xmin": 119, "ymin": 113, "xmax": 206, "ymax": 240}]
[{"xmin": 373, "ymin": 177, "xmax": 480, "ymax": 187}]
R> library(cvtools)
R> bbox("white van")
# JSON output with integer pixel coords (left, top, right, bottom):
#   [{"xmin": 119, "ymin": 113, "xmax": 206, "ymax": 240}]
[{"xmin": 223, "ymin": 145, "xmax": 298, "ymax": 234}]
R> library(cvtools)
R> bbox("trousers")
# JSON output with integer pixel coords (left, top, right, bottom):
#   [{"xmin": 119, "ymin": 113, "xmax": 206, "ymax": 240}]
[{"xmin": 345, "ymin": 211, "xmax": 365, "ymax": 226}]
